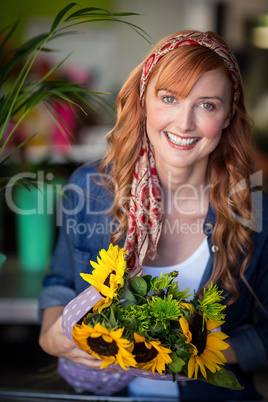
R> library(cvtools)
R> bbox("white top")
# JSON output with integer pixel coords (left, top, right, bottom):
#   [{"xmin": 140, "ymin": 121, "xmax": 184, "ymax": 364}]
[
  {"xmin": 142, "ymin": 237, "xmax": 209, "ymax": 299},
  {"xmin": 128, "ymin": 238, "xmax": 210, "ymax": 397}
]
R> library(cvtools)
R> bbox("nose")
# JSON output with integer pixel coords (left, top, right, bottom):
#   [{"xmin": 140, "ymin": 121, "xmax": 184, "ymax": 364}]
[{"xmin": 175, "ymin": 104, "xmax": 195, "ymax": 133}]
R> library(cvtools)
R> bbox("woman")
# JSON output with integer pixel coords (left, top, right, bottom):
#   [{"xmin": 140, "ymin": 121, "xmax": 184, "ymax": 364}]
[{"xmin": 39, "ymin": 30, "xmax": 268, "ymax": 401}]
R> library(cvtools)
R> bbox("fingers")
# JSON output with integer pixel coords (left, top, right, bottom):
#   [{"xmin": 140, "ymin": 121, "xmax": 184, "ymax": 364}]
[
  {"xmin": 65, "ymin": 345, "xmax": 102, "ymax": 369},
  {"xmin": 103, "ymin": 366, "xmax": 121, "ymax": 373},
  {"xmin": 72, "ymin": 349, "xmax": 101, "ymax": 369},
  {"xmin": 40, "ymin": 312, "xmax": 111, "ymax": 370}
]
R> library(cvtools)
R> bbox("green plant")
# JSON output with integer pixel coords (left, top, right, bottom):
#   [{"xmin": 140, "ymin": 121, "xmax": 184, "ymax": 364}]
[
  {"xmin": 0, "ymin": 2, "xmax": 151, "ymax": 189},
  {"xmin": 0, "ymin": 2, "xmax": 151, "ymax": 265}
]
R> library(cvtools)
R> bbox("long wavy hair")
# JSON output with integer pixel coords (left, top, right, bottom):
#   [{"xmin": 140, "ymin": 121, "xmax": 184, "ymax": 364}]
[{"xmin": 100, "ymin": 30, "xmax": 255, "ymax": 305}]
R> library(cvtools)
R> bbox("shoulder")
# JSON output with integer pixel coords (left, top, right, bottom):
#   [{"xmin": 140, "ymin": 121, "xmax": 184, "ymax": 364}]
[
  {"xmin": 62, "ymin": 160, "xmax": 114, "ymax": 210},
  {"xmin": 65, "ymin": 160, "xmax": 113, "ymax": 195},
  {"xmin": 68, "ymin": 160, "xmax": 110, "ymax": 187}
]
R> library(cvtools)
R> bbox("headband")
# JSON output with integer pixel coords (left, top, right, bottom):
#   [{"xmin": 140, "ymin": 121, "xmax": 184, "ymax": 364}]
[{"xmin": 140, "ymin": 31, "xmax": 241, "ymax": 104}]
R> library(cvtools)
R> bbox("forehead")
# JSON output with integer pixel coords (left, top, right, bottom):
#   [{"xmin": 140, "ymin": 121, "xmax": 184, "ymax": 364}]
[{"xmin": 147, "ymin": 68, "xmax": 231, "ymax": 100}]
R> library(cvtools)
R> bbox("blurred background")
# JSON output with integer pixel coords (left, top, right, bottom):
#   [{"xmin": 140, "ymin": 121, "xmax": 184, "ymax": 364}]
[{"xmin": 0, "ymin": 0, "xmax": 268, "ymax": 400}]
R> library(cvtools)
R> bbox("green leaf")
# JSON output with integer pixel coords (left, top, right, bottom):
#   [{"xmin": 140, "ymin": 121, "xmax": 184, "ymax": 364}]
[
  {"xmin": 149, "ymin": 322, "xmax": 165, "ymax": 335},
  {"xmin": 0, "ymin": 133, "xmax": 36, "ymax": 165},
  {"xmin": 130, "ymin": 277, "xmax": 148, "ymax": 296},
  {"xmin": 121, "ymin": 317, "xmax": 137, "ymax": 330},
  {"xmin": 167, "ymin": 352, "xmax": 186, "ymax": 373},
  {"xmin": 141, "ymin": 274, "xmax": 152, "ymax": 292},
  {"xmin": 201, "ymin": 367, "xmax": 244, "ymax": 390},
  {"xmin": 65, "ymin": 7, "xmax": 111, "ymax": 20},
  {"xmin": 174, "ymin": 345, "xmax": 192, "ymax": 359},
  {"xmin": 0, "ymin": 21, "xmax": 19, "ymax": 54},
  {"xmin": 0, "ymin": 2, "xmax": 151, "ymax": 179},
  {"xmin": 50, "ymin": 2, "xmax": 78, "ymax": 33},
  {"xmin": 108, "ymin": 304, "xmax": 117, "ymax": 328},
  {"xmin": 119, "ymin": 286, "xmax": 137, "ymax": 308}
]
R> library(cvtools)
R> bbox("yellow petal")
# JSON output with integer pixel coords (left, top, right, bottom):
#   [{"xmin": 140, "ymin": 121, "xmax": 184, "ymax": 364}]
[
  {"xmin": 194, "ymin": 360, "xmax": 199, "ymax": 379},
  {"xmin": 202, "ymin": 348, "xmax": 226, "ymax": 364},
  {"xmin": 200, "ymin": 355, "xmax": 217, "ymax": 373},
  {"xmin": 134, "ymin": 333, "xmax": 145, "ymax": 343},
  {"xmin": 179, "ymin": 317, "xmax": 192, "ymax": 343},
  {"xmin": 206, "ymin": 320, "xmax": 225, "ymax": 331},
  {"xmin": 209, "ymin": 331, "xmax": 229, "ymax": 340},
  {"xmin": 100, "ymin": 357, "xmax": 114, "ymax": 369},
  {"xmin": 102, "ymin": 334, "xmax": 113, "ymax": 343},
  {"xmin": 207, "ymin": 335, "xmax": 230, "ymax": 351},
  {"xmin": 180, "ymin": 302, "xmax": 194, "ymax": 314},
  {"xmin": 188, "ymin": 356, "xmax": 195, "ymax": 378},
  {"xmin": 196, "ymin": 355, "xmax": 207, "ymax": 379}
]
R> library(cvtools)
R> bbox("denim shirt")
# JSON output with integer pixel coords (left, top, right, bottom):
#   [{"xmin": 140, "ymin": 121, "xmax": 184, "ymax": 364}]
[{"xmin": 39, "ymin": 161, "xmax": 268, "ymax": 398}]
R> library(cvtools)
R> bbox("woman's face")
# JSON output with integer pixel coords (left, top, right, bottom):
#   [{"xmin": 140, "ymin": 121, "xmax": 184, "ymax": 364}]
[{"xmin": 145, "ymin": 69, "xmax": 232, "ymax": 174}]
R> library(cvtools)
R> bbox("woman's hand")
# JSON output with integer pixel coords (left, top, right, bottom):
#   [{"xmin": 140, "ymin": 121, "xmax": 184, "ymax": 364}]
[{"xmin": 39, "ymin": 306, "xmax": 102, "ymax": 369}]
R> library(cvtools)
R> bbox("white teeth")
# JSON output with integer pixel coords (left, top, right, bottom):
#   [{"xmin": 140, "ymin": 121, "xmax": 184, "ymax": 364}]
[{"xmin": 166, "ymin": 132, "xmax": 198, "ymax": 146}]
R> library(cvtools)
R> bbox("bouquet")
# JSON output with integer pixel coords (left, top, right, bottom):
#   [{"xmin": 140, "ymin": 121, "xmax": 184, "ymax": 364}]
[{"xmin": 63, "ymin": 244, "xmax": 243, "ymax": 390}]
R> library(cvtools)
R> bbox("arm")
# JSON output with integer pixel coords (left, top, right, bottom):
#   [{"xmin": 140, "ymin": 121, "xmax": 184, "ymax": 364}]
[{"xmin": 38, "ymin": 165, "xmax": 116, "ymax": 370}]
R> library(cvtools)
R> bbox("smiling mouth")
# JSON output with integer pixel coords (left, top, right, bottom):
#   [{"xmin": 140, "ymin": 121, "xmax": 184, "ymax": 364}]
[{"xmin": 165, "ymin": 132, "xmax": 200, "ymax": 146}]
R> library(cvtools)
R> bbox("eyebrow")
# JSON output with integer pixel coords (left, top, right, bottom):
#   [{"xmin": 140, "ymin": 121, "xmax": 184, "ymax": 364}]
[
  {"xmin": 158, "ymin": 88, "xmax": 177, "ymax": 95},
  {"xmin": 198, "ymin": 96, "xmax": 224, "ymax": 103},
  {"xmin": 157, "ymin": 89, "xmax": 225, "ymax": 103}
]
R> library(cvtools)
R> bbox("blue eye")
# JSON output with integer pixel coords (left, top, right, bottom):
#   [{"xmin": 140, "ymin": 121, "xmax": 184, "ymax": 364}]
[
  {"xmin": 201, "ymin": 102, "xmax": 214, "ymax": 110},
  {"xmin": 163, "ymin": 96, "xmax": 176, "ymax": 103}
]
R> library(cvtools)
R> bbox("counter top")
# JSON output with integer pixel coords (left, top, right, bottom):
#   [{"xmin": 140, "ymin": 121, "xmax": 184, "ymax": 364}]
[{"xmin": 0, "ymin": 257, "xmax": 47, "ymax": 323}]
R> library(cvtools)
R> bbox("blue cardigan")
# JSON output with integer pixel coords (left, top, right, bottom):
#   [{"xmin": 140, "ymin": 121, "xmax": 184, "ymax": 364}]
[{"xmin": 39, "ymin": 161, "xmax": 268, "ymax": 401}]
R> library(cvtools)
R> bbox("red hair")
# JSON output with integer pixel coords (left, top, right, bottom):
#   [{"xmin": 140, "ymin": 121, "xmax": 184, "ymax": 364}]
[{"xmin": 100, "ymin": 30, "xmax": 255, "ymax": 305}]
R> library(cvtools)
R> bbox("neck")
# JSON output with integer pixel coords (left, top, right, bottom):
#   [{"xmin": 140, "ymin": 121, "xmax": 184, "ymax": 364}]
[
  {"xmin": 156, "ymin": 160, "xmax": 208, "ymax": 192},
  {"xmin": 155, "ymin": 159, "xmax": 210, "ymax": 217}
]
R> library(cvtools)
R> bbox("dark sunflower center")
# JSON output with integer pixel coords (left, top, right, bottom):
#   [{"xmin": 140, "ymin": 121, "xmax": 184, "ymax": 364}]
[
  {"xmin": 87, "ymin": 335, "xmax": 118, "ymax": 357},
  {"xmin": 133, "ymin": 342, "xmax": 158, "ymax": 363},
  {"xmin": 104, "ymin": 270, "xmax": 116, "ymax": 287},
  {"xmin": 188, "ymin": 313, "xmax": 207, "ymax": 355}
]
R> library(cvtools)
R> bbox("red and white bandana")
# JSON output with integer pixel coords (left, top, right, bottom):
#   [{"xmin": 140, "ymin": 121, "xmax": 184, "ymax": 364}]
[
  {"xmin": 124, "ymin": 137, "xmax": 163, "ymax": 277},
  {"xmin": 140, "ymin": 31, "xmax": 241, "ymax": 105}
]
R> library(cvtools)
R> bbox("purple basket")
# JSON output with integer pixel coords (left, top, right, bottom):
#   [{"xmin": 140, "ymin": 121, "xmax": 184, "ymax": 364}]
[{"xmin": 61, "ymin": 286, "xmax": 192, "ymax": 393}]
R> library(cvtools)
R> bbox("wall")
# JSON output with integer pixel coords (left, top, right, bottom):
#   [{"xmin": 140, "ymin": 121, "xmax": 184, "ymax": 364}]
[{"xmin": 1, "ymin": 0, "xmax": 268, "ymax": 95}]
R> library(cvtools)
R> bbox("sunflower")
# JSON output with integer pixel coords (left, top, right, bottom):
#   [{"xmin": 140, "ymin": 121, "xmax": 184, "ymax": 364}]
[
  {"xmin": 72, "ymin": 322, "xmax": 136, "ymax": 370},
  {"xmin": 132, "ymin": 333, "xmax": 172, "ymax": 375},
  {"xmin": 80, "ymin": 244, "xmax": 126, "ymax": 312},
  {"xmin": 179, "ymin": 314, "xmax": 229, "ymax": 379}
]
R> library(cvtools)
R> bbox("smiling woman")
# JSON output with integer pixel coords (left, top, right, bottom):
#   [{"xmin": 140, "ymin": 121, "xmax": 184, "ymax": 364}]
[
  {"xmin": 145, "ymin": 69, "xmax": 231, "ymax": 174},
  {"xmin": 39, "ymin": 29, "xmax": 268, "ymax": 401}
]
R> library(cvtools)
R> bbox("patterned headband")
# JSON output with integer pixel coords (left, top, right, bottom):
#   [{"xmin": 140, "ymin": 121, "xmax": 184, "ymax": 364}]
[{"xmin": 140, "ymin": 31, "xmax": 241, "ymax": 104}]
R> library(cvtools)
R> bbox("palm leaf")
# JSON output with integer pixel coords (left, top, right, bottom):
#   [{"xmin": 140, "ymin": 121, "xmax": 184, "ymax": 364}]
[
  {"xmin": 0, "ymin": 2, "xmax": 151, "ymax": 184},
  {"xmin": 0, "ymin": 21, "xmax": 19, "ymax": 54},
  {"xmin": 0, "ymin": 134, "xmax": 37, "ymax": 165},
  {"xmin": 50, "ymin": 2, "xmax": 78, "ymax": 33}
]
